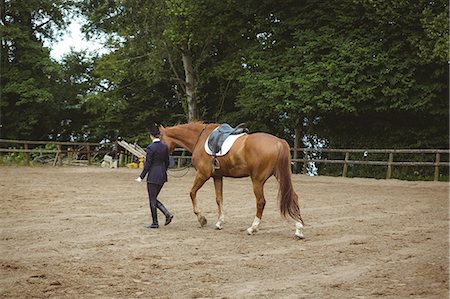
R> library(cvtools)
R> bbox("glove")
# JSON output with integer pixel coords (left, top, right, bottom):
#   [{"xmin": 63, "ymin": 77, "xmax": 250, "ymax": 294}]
[{"xmin": 135, "ymin": 177, "xmax": 142, "ymax": 182}]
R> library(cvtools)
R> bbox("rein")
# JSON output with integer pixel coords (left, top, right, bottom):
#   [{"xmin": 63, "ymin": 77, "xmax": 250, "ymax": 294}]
[
  {"xmin": 168, "ymin": 165, "xmax": 191, "ymax": 177},
  {"xmin": 192, "ymin": 124, "xmax": 208, "ymax": 154}
]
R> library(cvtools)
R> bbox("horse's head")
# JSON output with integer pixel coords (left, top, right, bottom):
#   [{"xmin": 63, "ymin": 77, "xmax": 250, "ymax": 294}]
[
  {"xmin": 159, "ymin": 125, "xmax": 176, "ymax": 153},
  {"xmin": 160, "ymin": 122, "xmax": 209, "ymax": 153}
]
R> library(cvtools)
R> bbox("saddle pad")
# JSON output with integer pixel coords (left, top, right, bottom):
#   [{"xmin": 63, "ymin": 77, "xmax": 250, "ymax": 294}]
[{"xmin": 204, "ymin": 133, "xmax": 246, "ymax": 156}]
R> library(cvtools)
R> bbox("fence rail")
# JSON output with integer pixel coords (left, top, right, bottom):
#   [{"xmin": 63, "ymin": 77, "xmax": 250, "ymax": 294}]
[
  {"xmin": 1, "ymin": 139, "xmax": 448, "ymax": 181},
  {"xmin": 292, "ymin": 148, "xmax": 449, "ymax": 181},
  {"xmin": 0, "ymin": 139, "xmax": 114, "ymax": 166}
]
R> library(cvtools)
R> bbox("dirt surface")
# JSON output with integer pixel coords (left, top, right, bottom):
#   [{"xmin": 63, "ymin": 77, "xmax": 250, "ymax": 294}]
[{"xmin": 0, "ymin": 166, "xmax": 448, "ymax": 298}]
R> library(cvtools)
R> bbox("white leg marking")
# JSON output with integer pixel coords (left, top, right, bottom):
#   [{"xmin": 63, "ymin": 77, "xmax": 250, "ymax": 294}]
[
  {"xmin": 215, "ymin": 221, "xmax": 223, "ymax": 230},
  {"xmin": 215, "ymin": 214, "xmax": 224, "ymax": 230},
  {"xmin": 246, "ymin": 216, "xmax": 261, "ymax": 235},
  {"xmin": 295, "ymin": 221, "xmax": 305, "ymax": 239}
]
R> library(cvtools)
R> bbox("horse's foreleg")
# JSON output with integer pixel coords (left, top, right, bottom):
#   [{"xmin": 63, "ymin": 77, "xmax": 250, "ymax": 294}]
[
  {"xmin": 190, "ymin": 173, "xmax": 208, "ymax": 227},
  {"xmin": 213, "ymin": 176, "xmax": 224, "ymax": 230},
  {"xmin": 246, "ymin": 180, "xmax": 266, "ymax": 235}
]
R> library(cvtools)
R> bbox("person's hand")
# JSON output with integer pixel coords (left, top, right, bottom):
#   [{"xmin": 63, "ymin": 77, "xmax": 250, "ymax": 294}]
[{"xmin": 135, "ymin": 177, "xmax": 142, "ymax": 182}]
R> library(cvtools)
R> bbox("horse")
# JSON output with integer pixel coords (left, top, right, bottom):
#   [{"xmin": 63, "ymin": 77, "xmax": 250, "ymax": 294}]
[{"xmin": 160, "ymin": 122, "xmax": 304, "ymax": 239}]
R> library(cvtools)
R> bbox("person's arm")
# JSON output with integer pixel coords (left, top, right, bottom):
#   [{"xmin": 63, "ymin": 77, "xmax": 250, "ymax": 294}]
[{"xmin": 139, "ymin": 145, "xmax": 154, "ymax": 180}]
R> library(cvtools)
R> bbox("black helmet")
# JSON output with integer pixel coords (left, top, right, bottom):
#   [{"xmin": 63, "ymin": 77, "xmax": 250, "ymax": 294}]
[{"xmin": 148, "ymin": 123, "xmax": 160, "ymax": 136}]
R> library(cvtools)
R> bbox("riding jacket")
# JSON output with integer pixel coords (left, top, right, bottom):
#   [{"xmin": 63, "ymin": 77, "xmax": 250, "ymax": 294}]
[{"xmin": 139, "ymin": 139, "xmax": 169, "ymax": 184}]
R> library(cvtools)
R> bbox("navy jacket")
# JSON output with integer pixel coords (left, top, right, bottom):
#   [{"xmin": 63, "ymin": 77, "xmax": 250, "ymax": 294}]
[{"xmin": 139, "ymin": 140, "xmax": 169, "ymax": 184}]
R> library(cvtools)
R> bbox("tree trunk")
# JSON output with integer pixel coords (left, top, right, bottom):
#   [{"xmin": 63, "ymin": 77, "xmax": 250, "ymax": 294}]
[{"xmin": 181, "ymin": 43, "xmax": 197, "ymax": 121}]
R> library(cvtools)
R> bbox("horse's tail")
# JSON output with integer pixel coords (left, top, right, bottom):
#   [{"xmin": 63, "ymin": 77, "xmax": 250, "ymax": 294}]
[{"xmin": 274, "ymin": 140, "xmax": 303, "ymax": 224}]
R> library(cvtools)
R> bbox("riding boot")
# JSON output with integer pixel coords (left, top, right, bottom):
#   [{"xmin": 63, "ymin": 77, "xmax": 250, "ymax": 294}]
[
  {"xmin": 148, "ymin": 203, "xmax": 159, "ymax": 228},
  {"xmin": 156, "ymin": 201, "xmax": 174, "ymax": 226}
]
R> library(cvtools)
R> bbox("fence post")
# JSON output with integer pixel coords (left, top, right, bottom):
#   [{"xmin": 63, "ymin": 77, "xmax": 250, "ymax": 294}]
[
  {"xmin": 293, "ymin": 147, "xmax": 299, "ymax": 174},
  {"xmin": 386, "ymin": 152, "xmax": 394, "ymax": 179},
  {"xmin": 434, "ymin": 152, "xmax": 440, "ymax": 181},
  {"xmin": 342, "ymin": 152, "xmax": 349, "ymax": 177},
  {"xmin": 67, "ymin": 147, "xmax": 73, "ymax": 165},
  {"xmin": 24, "ymin": 143, "xmax": 30, "ymax": 166},
  {"xmin": 87, "ymin": 145, "xmax": 91, "ymax": 165},
  {"xmin": 114, "ymin": 140, "xmax": 119, "ymax": 160},
  {"xmin": 178, "ymin": 149, "xmax": 185, "ymax": 168},
  {"xmin": 57, "ymin": 144, "xmax": 63, "ymax": 166},
  {"xmin": 303, "ymin": 150, "xmax": 309, "ymax": 175},
  {"xmin": 293, "ymin": 126, "xmax": 301, "ymax": 174}
]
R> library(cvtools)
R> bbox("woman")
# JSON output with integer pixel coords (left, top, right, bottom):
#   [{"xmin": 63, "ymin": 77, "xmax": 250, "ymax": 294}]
[{"xmin": 135, "ymin": 124, "xmax": 173, "ymax": 228}]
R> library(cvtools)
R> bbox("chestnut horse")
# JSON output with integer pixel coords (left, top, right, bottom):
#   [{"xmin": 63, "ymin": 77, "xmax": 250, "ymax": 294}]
[{"xmin": 160, "ymin": 122, "xmax": 304, "ymax": 238}]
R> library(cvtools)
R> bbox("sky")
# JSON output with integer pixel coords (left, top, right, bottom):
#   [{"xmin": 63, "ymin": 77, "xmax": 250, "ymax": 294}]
[{"xmin": 47, "ymin": 18, "xmax": 108, "ymax": 60}]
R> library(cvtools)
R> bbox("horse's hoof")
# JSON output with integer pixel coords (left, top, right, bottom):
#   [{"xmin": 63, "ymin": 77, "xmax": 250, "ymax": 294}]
[
  {"xmin": 199, "ymin": 216, "xmax": 207, "ymax": 227},
  {"xmin": 294, "ymin": 233, "xmax": 305, "ymax": 240},
  {"xmin": 246, "ymin": 228, "xmax": 253, "ymax": 235},
  {"xmin": 215, "ymin": 223, "xmax": 223, "ymax": 230}
]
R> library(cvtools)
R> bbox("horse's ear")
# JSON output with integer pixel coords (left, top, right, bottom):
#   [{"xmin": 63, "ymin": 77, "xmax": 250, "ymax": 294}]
[{"xmin": 159, "ymin": 125, "xmax": 166, "ymax": 133}]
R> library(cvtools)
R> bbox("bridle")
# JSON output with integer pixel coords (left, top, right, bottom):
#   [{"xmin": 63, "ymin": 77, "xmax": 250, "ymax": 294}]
[{"xmin": 166, "ymin": 124, "xmax": 208, "ymax": 178}]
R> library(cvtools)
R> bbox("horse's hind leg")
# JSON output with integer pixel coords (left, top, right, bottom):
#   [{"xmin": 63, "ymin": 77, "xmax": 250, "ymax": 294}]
[
  {"xmin": 190, "ymin": 173, "xmax": 208, "ymax": 227},
  {"xmin": 213, "ymin": 177, "xmax": 225, "ymax": 230},
  {"xmin": 295, "ymin": 221, "xmax": 305, "ymax": 239},
  {"xmin": 246, "ymin": 179, "xmax": 266, "ymax": 235}
]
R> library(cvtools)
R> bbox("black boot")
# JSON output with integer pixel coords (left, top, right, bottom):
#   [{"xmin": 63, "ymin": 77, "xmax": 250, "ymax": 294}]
[
  {"xmin": 157, "ymin": 201, "xmax": 174, "ymax": 226},
  {"xmin": 147, "ymin": 203, "xmax": 159, "ymax": 228}
]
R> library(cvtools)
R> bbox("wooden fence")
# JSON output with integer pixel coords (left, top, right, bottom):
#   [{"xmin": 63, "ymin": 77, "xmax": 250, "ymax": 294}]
[
  {"xmin": 1, "ymin": 139, "xmax": 448, "ymax": 181},
  {"xmin": 0, "ymin": 139, "xmax": 116, "ymax": 166},
  {"xmin": 292, "ymin": 148, "xmax": 449, "ymax": 181}
]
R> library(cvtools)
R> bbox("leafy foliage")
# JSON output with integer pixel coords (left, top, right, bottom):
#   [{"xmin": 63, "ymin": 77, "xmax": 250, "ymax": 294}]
[
  {"xmin": 1, "ymin": 0, "xmax": 448, "ymax": 156},
  {"xmin": 232, "ymin": 0, "xmax": 448, "ymax": 147},
  {"xmin": 0, "ymin": 0, "xmax": 78, "ymax": 140}
]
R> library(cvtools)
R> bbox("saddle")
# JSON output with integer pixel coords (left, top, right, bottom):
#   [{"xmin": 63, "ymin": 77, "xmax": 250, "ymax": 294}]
[
  {"xmin": 206, "ymin": 123, "xmax": 248, "ymax": 172},
  {"xmin": 207, "ymin": 123, "xmax": 248, "ymax": 155}
]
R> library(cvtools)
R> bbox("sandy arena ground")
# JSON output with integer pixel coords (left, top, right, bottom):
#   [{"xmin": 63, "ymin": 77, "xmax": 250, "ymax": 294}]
[{"xmin": 0, "ymin": 166, "xmax": 448, "ymax": 298}]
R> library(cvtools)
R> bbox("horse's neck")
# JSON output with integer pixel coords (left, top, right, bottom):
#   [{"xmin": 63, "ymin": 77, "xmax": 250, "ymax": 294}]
[{"xmin": 168, "ymin": 124, "xmax": 208, "ymax": 152}]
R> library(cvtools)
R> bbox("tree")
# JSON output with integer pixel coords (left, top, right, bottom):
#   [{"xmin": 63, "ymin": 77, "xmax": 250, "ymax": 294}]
[
  {"xmin": 4, "ymin": 0, "xmax": 443, "ymax": 150},
  {"xmin": 233, "ymin": 0, "xmax": 449, "ymax": 148},
  {"xmin": 80, "ymin": 0, "xmax": 246, "ymax": 124},
  {"xmin": 0, "ymin": 0, "xmax": 72, "ymax": 140},
  {"xmin": 53, "ymin": 50, "xmax": 96, "ymax": 141},
  {"xmin": 79, "ymin": 0, "xmax": 285, "ymax": 133}
]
